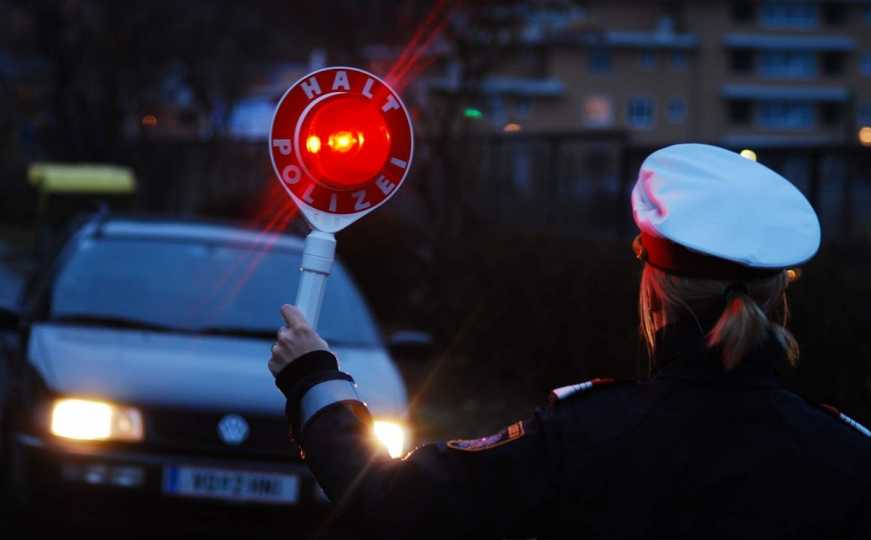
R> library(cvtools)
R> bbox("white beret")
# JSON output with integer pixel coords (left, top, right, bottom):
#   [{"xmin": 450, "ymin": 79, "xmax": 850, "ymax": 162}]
[{"xmin": 631, "ymin": 143, "xmax": 821, "ymax": 274}]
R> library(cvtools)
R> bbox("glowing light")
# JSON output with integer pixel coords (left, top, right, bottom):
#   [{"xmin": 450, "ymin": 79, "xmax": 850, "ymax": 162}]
[
  {"xmin": 306, "ymin": 135, "xmax": 322, "ymax": 154},
  {"xmin": 141, "ymin": 114, "xmax": 158, "ymax": 127},
  {"xmin": 52, "ymin": 399, "xmax": 112, "ymax": 440},
  {"xmin": 739, "ymin": 149, "xmax": 757, "ymax": 161},
  {"xmin": 463, "ymin": 107, "xmax": 483, "ymax": 119},
  {"xmin": 51, "ymin": 398, "xmax": 144, "ymax": 441},
  {"xmin": 328, "ymin": 131, "xmax": 359, "ymax": 153},
  {"xmin": 584, "ymin": 96, "xmax": 613, "ymax": 126},
  {"xmin": 503, "ymin": 122, "xmax": 522, "ymax": 133},
  {"xmin": 298, "ymin": 95, "xmax": 391, "ymax": 189},
  {"xmin": 859, "ymin": 127, "xmax": 871, "ymax": 146},
  {"xmin": 373, "ymin": 420, "xmax": 406, "ymax": 458}
]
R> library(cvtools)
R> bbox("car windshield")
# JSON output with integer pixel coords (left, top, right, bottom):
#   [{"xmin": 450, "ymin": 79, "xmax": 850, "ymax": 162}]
[{"xmin": 49, "ymin": 234, "xmax": 381, "ymax": 347}]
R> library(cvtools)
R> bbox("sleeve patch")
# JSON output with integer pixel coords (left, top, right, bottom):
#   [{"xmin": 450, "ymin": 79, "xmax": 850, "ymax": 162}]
[{"xmin": 446, "ymin": 421, "xmax": 525, "ymax": 452}]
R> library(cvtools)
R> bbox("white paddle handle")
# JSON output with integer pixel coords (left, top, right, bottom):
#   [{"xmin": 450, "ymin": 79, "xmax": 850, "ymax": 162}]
[{"xmin": 294, "ymin": 230, "xmax": 336, "ymax": 330}]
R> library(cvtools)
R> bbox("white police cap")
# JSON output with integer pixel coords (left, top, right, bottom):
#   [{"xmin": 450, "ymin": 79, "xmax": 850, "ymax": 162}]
[{"xmin": 631, "ymin": 143, "xmax": 820, "ymax": 279}]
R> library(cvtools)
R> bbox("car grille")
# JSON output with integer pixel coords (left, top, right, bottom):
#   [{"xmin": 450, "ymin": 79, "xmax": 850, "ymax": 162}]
[{"xmin": 143, "ymin": 407, "xmax": 301, "ymax": 461}]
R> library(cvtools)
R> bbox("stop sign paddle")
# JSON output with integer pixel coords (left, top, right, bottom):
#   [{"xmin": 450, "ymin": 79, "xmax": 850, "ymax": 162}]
[
  {"xmin": 269, "ymin": 67, "xmax": 414, "ymax": 327},
  {"xmin": 270, "ymin": 66, "xmax": 413, "ymax": 233}
]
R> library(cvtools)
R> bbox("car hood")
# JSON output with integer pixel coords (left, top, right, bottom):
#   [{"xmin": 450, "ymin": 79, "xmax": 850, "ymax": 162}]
[{"xmin": 28, "ymin": 323, "xmax": 407, "ymax": 417}]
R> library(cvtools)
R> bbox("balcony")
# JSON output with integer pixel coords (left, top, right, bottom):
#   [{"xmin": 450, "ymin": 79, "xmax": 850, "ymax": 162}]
[{"xmin": 723, "ymin": 34, "xmax": 855, "ymax": 52}]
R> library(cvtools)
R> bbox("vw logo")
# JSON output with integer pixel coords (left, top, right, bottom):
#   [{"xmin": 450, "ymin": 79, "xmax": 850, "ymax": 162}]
[{"xmin": 217, "ymin": 414, "xmax": 249, "ymax": 445}]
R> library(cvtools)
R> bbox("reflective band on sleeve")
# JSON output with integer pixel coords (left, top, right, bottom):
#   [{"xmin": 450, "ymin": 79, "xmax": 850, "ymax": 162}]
[
  {"xmin": 552, "ymin": 381, "xmax": 594, "ymax": 401},
  {"xmin": 550, "ymin": 378, "xmax": 617, "ymax": 402},
  {"xmin": 840, "ymin": 412, "xmax": 871, "ymax": 438},
  {"xmin": 300, "ymin": 379, "xmax": 364, "ymax": 429}
]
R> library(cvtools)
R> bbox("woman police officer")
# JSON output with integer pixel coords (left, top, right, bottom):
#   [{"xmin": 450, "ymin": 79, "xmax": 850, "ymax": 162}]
[{"xmin": 268, "ymin": 144, "xmax": 871, "ymax": 539}]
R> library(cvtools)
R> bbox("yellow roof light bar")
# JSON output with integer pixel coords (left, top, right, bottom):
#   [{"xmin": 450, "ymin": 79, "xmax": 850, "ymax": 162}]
[{"xmin": 28, "ymin": 163, "xmax": 137, "ymax": 195}]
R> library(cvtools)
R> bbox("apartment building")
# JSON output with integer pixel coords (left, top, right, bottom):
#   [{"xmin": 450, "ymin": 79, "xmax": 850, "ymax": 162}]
[{"xmin": 427, "ymin": 0, "xmax": 871, "ymax": 148}]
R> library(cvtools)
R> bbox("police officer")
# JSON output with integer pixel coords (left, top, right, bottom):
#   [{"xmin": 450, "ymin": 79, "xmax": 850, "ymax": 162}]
[{"xmin": 268, "ymin": 144, "xmax": 871, "ymax": 539}]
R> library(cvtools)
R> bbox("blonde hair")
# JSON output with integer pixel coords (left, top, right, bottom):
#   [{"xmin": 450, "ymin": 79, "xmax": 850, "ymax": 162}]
[{"xmin": 639, "ymin": 265, "xmax": 799, "ymax": 371}]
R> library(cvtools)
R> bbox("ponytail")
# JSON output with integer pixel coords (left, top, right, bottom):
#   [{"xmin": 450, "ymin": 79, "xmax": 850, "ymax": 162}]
[
  {"xmin": 640, "ymin": 266, "xmax": 800, "ymax": 371},
  {"xmin": 707, "ymin": 289, "xmax": 773, "ymax": 370}
]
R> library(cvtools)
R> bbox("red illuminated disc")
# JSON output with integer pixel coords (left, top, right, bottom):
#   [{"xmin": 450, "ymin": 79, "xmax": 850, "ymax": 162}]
[{"xmin": 270, "ymin": 67, "xmax": 413, "ymax": 215}]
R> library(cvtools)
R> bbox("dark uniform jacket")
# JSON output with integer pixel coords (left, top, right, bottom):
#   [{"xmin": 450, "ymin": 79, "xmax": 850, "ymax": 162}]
[{"xmin": 276, "ymin": 321, "xmax": 871, "ymax": 539}]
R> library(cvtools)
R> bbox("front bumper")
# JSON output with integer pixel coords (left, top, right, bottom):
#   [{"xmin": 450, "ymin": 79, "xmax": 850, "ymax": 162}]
[{"xmin": 12, "ymin": 432, "xmax": 330, "ymax": 531}]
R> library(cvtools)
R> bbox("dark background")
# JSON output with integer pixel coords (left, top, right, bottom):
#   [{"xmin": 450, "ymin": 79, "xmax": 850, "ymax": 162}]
[{"xmin": 0, "ymin": 0, "xmax": 869, "ymax": 442}]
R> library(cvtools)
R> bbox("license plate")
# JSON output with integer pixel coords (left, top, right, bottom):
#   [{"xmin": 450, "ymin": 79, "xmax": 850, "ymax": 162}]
[{"xmin": 163, "ymin": 466, "xmax": 299, "ymax": 504}]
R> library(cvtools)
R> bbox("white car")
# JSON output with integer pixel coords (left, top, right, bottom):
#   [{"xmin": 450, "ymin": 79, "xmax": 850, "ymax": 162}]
[{"xmin": 3, "ymin": 215, "xmax": 409, "ymax": 530}]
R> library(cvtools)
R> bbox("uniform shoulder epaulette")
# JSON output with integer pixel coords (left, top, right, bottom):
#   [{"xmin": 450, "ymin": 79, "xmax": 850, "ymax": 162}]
[
  {"xmin": 817, "ymin": 403, "xmax": 871, "ymax": 438},
  {"xmin": 549, "ymin": 377, "xmax": 623, "ymax": 405}
]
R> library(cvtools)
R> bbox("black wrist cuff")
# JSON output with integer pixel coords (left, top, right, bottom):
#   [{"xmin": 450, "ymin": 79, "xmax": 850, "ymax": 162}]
[{"xmin": 275, "ymin": 350, "xmax": 339, "ymax": 399}]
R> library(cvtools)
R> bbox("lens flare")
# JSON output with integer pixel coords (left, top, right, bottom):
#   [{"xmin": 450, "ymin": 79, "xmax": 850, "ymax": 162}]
[
  {"xmin": 306, "ymin": 135, "xmax": 322, "ymax": 154},
  {"xmin": 373, "ymin": 420, "xmax": 406, "ymax": 458},
  {"xmin": 328, "ymin": 131, "xmax": 359, "ymax": 153}
]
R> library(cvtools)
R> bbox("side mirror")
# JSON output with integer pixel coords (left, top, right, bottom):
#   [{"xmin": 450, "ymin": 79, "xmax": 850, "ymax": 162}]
[{"xmin": 387, "ymin": 330, "xmax": 435, "ymax": 362}]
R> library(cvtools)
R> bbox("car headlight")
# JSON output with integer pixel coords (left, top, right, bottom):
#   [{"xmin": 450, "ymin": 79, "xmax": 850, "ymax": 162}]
[
  {"xmin": 373, "ymin": 420, "xmax": 406, "ymax": 458},
  {"xmin": 50, "ymin": 398, "xmax": 144, "ymax": 442}
]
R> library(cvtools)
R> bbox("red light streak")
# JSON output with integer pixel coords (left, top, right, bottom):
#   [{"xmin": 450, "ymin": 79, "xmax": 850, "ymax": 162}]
[
  {"xmin": 213, "ymin": 201, "xmax": 297, "ymax": 318},
  {"xmin": 385, "ymin": 0, "xmax": 460, "ymax": 93},
  {"xmin": 194, "ymin": 1, "xmax": 464, "ymax": 331},
  {"xmin": 312, "ymin": 297, "xmax": 486, "ymax": 539},
  {"xmin": 184, "ymin": 181, "xmax": 299, "ymax": 329},
  {"xmin": 210, "ymin": 182, "xmax": 292, "ymax": 295}
]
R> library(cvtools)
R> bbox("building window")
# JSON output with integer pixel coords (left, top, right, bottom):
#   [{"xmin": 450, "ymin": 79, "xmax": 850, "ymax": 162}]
[
  {"xmin": 512, "ymin": 148, "xmax": 532, "ymax": 192},
  {"xmin": 671, "ymin": 51, "xmax": 688, "ymax": 71},
  {"xmin": 588, "ymin": 48, "xmax": 612, "ymax": 74},
  {"xmin": 822, "ymin": 52, "xmax": 844, "ymax": 76},
  {"xmin": 856, "ymin": 103, "xmax": 871, "ymax": 125},
  {"xmin": 627, "ymin": 97, "xmax": 655, "ymax": 129},
  {"xmin": 640, "ymin": 50, "xmax": 656, "ymax": 70},
  {"xmin": 820, "ymin": 103, "xmax": 842, "ymax": 127},
  {"xmin": 488, "ymin": 95, "xmax": 507, "ymax": 126},
  {"xmin": 732, "ymin": 1, "xmax": 756, "ymax": 22},
  {"xmin": 667, "ymin": 97, "xmax": 687, "ymax": 124},
  {"xmin": 757, "ymin": 101, "xmax": 816, "ymax": 129},
  {"xmin": 861, "ymin": 54, "xmax": 871, "ymax": 77},
  {"xmin": 760, "ymin": 2, "xmax": 819, "ymax": 29},
  {"xmin": 731, "ymin": 50, "xmax": 755, "ymax": 74},
  {"xmin": 822, "ymin": 3, "xmax": 846, "ymax": 25},
  {"xmin": 515, "ymin": 97, "xmax": 532, "ymax": 120},
  {"xmin": 583, "ymin": 95, "xmax": 614, "ymax": 127},
  {"xmin": 519, "ymin": 50, "xmax": 548, "ymax": 78},
  {"xmin": 729, "ymin": 101, "xmax": 753, "ymax": 125},
  {"xmin": 759, "ymin": 51, "xmax": 818, "ymax": 78}
]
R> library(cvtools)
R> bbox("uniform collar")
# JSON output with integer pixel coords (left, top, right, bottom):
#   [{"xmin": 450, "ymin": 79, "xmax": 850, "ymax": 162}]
[{"xmin": 651, "ymin": 319, "xmax": 785, "ymax": 386}]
